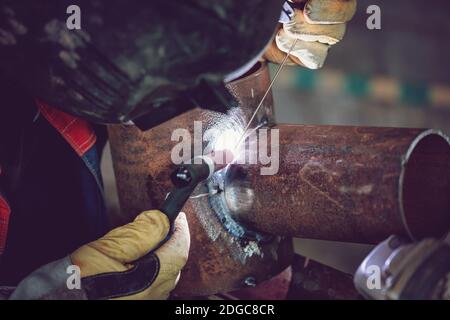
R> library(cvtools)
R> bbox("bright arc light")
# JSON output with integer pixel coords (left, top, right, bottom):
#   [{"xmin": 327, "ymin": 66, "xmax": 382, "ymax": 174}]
[{"xmin": 213, "ymin": 128, "xmax": 241, "ymax": 155}]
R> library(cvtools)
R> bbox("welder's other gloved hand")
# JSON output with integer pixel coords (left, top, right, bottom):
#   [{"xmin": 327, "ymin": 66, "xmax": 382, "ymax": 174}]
[
  {"xmin": 10, "ymin": 210, "xmax": 190, "ymax": 300},
  {"xmin": 265, "ymin": 0, "xmax": 357, "ymax": 69}
]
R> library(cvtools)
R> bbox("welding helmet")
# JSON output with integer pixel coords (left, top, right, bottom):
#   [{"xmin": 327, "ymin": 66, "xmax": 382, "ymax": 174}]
[{"xmin": 0, "ymin": 0, "xmax": 283, "ymax": 130}]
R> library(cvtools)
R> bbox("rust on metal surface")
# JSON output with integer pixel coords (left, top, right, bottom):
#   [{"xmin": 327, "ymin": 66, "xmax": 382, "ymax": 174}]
[
  {"xmin": 108, "ymin": 62, "xmax": 293, "ymax": 296},
  {"xmin": 222, "ymin": 125, "xmax": 450, "ymax": 243},
  {"xmin": 216, "ymin": 256, "xmax": 360, "ymax": 300},
  {"xmin": 108, "ymin": 57, "xmax": 450, "ymax": 296},
  {"xmin": 227, "ymin": 266, "xmax": 293, "ymax": 300}
]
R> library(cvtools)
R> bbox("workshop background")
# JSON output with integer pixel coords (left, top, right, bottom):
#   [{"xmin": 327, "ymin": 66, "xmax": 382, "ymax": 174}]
[{"xmin": 101, "ymin": 0, "xmax": 450, "ymax": 299}]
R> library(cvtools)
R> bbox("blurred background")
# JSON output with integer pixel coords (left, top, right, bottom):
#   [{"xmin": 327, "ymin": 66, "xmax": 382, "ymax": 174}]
[
  {"xmin": 273, "ymin": 0, "xmax": 450, "ymax": 133},
  {"xmin": 101, "ymin": 0, "xmax": 450, "ymax": 298}
]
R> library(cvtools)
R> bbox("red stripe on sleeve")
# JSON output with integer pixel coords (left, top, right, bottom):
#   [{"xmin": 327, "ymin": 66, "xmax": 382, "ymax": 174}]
[{"xmin": 36, "ymin": 100, "xmax": 97, "ymax": 157}]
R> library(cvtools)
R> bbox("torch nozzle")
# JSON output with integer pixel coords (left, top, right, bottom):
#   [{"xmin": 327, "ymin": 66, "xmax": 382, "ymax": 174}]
[
  {"xmin": 163, "ymin": 149, "xmax": 234, "ymax": 221},
  {"xmin": 170, "ymin": 149, "xmax": 234, "ymax": 188}
]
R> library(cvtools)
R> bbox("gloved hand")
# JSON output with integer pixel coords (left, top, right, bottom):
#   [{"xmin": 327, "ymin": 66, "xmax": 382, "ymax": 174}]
[
  {"xmin": 10, "ymin": 210, "xmax": 190, "ymax": 300},
  {"xmin": 265, "ymin": 0, "xmax": 357, "ymax": 69},
  {"xmin": 71, "ymin": 210, "xmax": 190, "ymax": 300}
]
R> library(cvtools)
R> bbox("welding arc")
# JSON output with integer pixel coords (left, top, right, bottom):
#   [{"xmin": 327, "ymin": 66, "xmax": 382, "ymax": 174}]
[
  {"xmin": 190, "ymin": 41, "xmax": 298, "ymax": 200},
  {"xmin": 233, "ymin": 38, "xmax": 299, "ymax": 152}
]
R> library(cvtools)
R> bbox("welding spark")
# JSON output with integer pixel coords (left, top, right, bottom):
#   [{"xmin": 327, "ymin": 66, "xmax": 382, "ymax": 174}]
[{"xmin": 214, "ymin": 129, "xmax": 241, "ymax": 154}]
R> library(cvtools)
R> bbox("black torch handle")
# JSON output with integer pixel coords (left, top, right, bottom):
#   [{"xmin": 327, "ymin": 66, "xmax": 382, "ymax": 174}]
[
  {"xmin": 159, "ymin": 158, "xmax": 212, "ymax": 222},
  {"xmin": 159, "ymin": 183, "xmax": 199, "ymax": 223}
]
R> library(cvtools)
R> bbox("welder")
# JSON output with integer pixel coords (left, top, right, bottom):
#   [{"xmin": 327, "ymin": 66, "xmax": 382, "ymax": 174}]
[{"xmin": 0, "ymin": 0, "xmax": 356, "ymax": 299}]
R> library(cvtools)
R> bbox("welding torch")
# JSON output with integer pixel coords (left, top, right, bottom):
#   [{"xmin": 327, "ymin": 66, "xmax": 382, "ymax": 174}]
[{"xmin": 159, "ymin": 150, "xmax": 233, "ymax": 223}]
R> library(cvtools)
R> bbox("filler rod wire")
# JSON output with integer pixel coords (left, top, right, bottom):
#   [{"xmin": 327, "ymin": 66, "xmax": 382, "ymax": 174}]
[{"xmin": 234, "ymin": 38, "xmax": 298, "ymax": 152}]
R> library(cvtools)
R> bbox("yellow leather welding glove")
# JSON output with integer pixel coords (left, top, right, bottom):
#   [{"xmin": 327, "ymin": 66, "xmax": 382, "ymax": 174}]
[
  {"xmin": 265, "ymin": 0, "xmax": 357, "ymax": 69},
  {"xmin": 10, "ymin": 211, "xmax": 189, "ymax": 300},
  {"xmin": 70, "ymin": 210, "xmax": 190, "ymax": 300}
]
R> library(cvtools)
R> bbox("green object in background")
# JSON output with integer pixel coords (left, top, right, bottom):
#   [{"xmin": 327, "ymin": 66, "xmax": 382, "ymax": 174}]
[
  {"xmin": 295, "ymin": 69, "xmax": 317, "ymax": 90},
  {"xmin": 400, "ymin": 82, "xmax": 429, "ymax": 107},
  {"xmin": 345, "ymin": 74, "xmax": 369, "ymax": 97},
  {"xmin": 282, "ymin": 67, "xmax": 441, "ymax": 109}
]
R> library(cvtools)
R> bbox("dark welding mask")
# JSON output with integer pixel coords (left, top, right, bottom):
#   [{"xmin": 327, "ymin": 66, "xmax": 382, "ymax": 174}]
[{"xmin": 0, "ymin": 0, "xmax": 283, "ymax": 130}]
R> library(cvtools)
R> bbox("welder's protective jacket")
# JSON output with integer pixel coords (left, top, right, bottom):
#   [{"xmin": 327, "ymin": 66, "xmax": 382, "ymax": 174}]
[{"xmin": 0, "ymin": 75, "xmax": 109, "ymax": 298}]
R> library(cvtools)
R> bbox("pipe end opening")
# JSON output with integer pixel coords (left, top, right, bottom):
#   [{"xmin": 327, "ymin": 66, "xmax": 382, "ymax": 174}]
[{"xmin": 401, "ymin": 131, "xmax": 450, "ymax": 240}]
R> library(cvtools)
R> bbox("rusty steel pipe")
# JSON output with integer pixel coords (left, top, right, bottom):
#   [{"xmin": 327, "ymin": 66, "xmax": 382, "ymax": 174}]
[
  {"xmin": 108, "ymin": 58, "xmax": 450, "ymax": 296},
  {"xmin": 223, "ymin": 125, "xmax": 450, "ymax": 243},
  {"xmin": 108, "ymin": 62, "xmax": 293, "ymax": 296}
]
